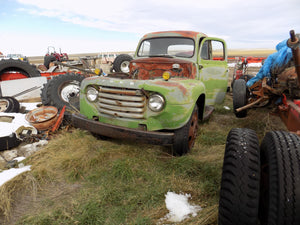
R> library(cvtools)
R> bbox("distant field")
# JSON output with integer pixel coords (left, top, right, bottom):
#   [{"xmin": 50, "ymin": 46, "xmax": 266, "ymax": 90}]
[
  {"xmin": 28, "ymin": 49, "xmax": 274, "ymax": 65},
  {"xmin": 228, "ymin": 49, "xmax": 275, "ymax": 57}
]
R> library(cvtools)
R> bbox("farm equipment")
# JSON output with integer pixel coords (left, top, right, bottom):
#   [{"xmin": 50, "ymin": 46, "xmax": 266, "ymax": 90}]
[
  {"xmin": 232, "ymin": 30, "xmax": 300, "ymax": 133},
  {"xmin": 231, "ymin": 57, "xmax": 258, "ymax": 87},
  {"xmin": 218, "ymin": 30, "xmax": 300, "ymax": 225},
  {"xmin": 45, "ymin": 46, "xmax": 69, "ymax": 62}
]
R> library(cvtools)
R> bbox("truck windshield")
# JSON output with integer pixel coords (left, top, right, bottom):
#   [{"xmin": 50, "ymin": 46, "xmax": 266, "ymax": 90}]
[{"xmin": 137, "ymin": 37, "xmax": 195, "ymax": 58}]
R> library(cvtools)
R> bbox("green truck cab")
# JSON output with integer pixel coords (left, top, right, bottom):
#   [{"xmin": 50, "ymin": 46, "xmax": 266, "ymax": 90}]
[{"xmin": 72, "ymin": 31, "xmax": 228, "ymax": 155}]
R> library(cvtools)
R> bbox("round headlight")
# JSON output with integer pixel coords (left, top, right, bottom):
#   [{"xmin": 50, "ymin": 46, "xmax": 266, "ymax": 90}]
[
  {"xmin": 86, "ymin": 86, "xmax": 98, "ymax": 102},
  {"xmin": 148, "ymin": 94, "xmax": 165, "ymax": 112}
]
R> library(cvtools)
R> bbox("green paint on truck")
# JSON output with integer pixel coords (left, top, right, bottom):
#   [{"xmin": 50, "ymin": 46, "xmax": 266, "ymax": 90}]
[{"xmin": 72, "ymin": 31, "xmax": 228, "ymax": 156}]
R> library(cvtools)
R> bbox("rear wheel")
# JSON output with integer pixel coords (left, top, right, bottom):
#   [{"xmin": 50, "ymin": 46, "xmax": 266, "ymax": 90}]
[
  {"xmin": 172, "ymin": 105, "xmax": 199, "ymax": 156},
  {"xmin": 259, "ymin": 131, "xmax": 300, "ymax": 225},
  {"xmin": 219, "ymin": 128, "xmax": 260, "ymax": 225},
  {"xmin": 233, "ymin": 79, "xmax": 247, "ymax": 118},
  {"xmin": 44, "ymin": 55, "xmax": 57, "ymax": 69}
]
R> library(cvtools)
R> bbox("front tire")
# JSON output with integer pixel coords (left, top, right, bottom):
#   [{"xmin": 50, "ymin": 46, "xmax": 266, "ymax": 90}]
[
  {"xmin": 171, "ymin": 105, "xmax": 199, "ymax": 156},
  {"xmin": 218, "ymin": 128, "xmax": 260, "ymax": 225},
  {"xmin": 259, "ymin": 131, "xmax": 300, "ymax": 225}
]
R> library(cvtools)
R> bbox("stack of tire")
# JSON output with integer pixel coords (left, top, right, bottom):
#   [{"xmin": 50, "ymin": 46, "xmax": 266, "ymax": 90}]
[{"xmin": 218, "ymin": 128, "xmax": 300, "ymax": 225}]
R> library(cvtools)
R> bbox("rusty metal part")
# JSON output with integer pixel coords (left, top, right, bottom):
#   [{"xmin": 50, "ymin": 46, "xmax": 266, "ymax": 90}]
[
  {"xmin": 54, "ymin": 61, "xmax": 97, "ymax": 76},
  {"xmin": 72, "ymin": 113, "xmax": 174, "ymax": 145},
  {"xmin": 278, "ymin": 100, "xmax": 300, "ymax": 133},
  {"xmin": 51, "ymin": 105, "xmax": 66, "ymax": 132},
  {"xmin": 287, "ymin": 30, "xmax": 300, "ymax": 86},
  {"xmin": 235, "ymin": 97, "xmax": 267, "ymax": 112},
  {"xmin": 129, "ymin": 57, "xmax": 197, "ymax": 80},
  {"xmin": 25, "ymin": 106, "xmax": 58, "ymax": 131}
]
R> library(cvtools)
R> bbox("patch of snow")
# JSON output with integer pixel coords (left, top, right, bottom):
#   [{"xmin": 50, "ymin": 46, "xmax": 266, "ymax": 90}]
[
  {"xmin": 0, "ymin": 113, "xmax": 34, "ymax": 137},
  {"xmin": 14, "ymin": 156, "xmax": 26, "ymax": 162},
  {"xmin": 20, "ymin": 102, "xmax": 41, "ymax": 111},
  {"xmin": 161, "ymin": 192, "xmax": 202, "ymax": 223},
  {"xmin": 0, "ymin": 165, "xmax": 31, "ymax": 187}
]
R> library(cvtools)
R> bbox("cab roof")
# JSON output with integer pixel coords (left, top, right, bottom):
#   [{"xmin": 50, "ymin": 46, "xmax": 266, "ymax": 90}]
[{"xmin": 142, "ymin": 31, "xmax": 207, "ymax": 39}]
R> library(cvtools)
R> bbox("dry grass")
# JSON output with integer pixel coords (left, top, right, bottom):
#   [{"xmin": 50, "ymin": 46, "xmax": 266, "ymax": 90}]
[{"xmin": 0, "ymin": 91, "xmax": 288, "ymax": 225}]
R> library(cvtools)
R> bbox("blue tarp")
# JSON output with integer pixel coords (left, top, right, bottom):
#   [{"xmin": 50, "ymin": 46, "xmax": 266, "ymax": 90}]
[{"xmin": 246, "ymin": 39, "xmax": 293, "ymax": 87}]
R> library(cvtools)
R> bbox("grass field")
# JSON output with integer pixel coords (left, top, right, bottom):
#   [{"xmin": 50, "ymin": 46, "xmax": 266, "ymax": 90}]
[{"xmin": 0, "ymin": 93, "xmax": 287, "ymax": 225}]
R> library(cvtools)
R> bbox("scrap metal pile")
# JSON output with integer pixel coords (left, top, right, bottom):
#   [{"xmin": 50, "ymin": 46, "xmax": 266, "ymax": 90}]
[{"xmin": 233, "ymin": 30, "xmax": 300, "ymax": 134}]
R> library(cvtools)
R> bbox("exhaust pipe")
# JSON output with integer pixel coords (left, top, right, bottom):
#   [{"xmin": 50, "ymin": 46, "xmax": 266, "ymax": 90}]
[{"xmin": 287, "ymin": 30, "xmax": 300, "ymax": 86}]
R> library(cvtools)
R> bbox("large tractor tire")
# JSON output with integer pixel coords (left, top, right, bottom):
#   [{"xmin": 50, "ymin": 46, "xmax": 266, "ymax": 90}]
[
  {"xmin": 232, "ymin": 79, "xmax": 247, "ymax": 118},
  {"xmin": 41, "ymin": 73, "xmax": 84, "ymax": 117},
  {"xmin": 219, "ymin": 128, "xmax": 260, "ymax": 225},
  {"xmin": 259, "ymin": 131, "xmax": 300, "ymax": 225},
  {"xmin": 44, "ymin": 55, "xmax": 57, "ymax": 69},
  {"xmin": 112, "ymin": 54, "xmax": 133, "ymax": 73},
  {"xmin": 0, "ymin": 59, "xmax": 40, "ymax": 81},
  {"xmin": 171, "ymin": 105, "xmax": 199, "ymax": 156}
]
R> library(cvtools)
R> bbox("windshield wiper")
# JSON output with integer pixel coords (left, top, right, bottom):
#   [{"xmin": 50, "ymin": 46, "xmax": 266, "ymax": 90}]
[{"xmin": 148, "ymin": 54, "xmax": 173, "ymax": 58}]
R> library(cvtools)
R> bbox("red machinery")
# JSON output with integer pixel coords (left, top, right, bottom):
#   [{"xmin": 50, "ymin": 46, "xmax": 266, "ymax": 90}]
[{"xmin": 45, "ymin": 46, "xmax": 69, "ymax": 62}]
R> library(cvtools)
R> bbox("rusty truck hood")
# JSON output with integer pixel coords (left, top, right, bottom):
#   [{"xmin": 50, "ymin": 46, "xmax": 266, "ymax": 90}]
[{"xmin": 129, "ymin": 57, "xmax": 197, "ymax": 80}]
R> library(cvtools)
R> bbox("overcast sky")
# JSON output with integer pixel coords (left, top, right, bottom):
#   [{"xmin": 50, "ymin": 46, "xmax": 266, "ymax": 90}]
[{"xmin": 1, "ymin": 0, "xmax": 299, "ymax": 56}]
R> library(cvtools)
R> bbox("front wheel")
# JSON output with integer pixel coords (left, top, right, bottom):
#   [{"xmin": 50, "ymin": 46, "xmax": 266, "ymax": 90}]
[{"xmin": 171, "ymin": 105, "xmax": 199, "ymax": 156}]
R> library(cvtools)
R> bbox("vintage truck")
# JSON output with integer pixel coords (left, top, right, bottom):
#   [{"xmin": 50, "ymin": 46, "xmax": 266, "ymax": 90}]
[{"xmin": 72, "ymin": 31, "xmax": 228, "ymax": 155}]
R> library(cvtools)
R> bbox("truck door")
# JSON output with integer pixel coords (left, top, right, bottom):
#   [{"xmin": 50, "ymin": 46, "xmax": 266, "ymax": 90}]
[{"xmin": 198, "ymin": 38, "xmax": 228, "ymax": 105}]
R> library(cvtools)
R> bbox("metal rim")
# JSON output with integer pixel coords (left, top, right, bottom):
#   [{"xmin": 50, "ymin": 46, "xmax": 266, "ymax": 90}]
[
  {"xmin": 59, "ymin": 81, "xmax": 81, "ymax": 103},
  {"xmin": 120, "ymin": 61, "xmax": 130, "ymax": 73},
  {"xmin": 0, "ymin": 98, "xmax": 10, "ymax": 112},
  {"xmin": 188, "ymin": 109, "xmax": 199, "ymax": 149}
]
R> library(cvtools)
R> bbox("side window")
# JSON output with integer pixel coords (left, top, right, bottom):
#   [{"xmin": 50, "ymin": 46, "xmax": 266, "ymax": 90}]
[
  {"xmin": 200, "ymin": 40, "xmax": 225, "ymax": 61},
  {"xmin": 211, "ymin": 41, "xmax": 225, "ymax": 61},
  {"xmin": 200, "ymin": 41, "xmax": 209, "ymax": 60}
]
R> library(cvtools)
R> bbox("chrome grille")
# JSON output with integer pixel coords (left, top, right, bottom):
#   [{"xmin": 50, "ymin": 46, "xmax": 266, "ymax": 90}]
[{"xmin": 97, "ymin": 86, "xmax": 146, "ymax": 119}]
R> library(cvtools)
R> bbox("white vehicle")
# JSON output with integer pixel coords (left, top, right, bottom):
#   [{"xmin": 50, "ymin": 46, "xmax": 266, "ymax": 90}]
[
  {"xmin": 97, "ymin": 53, "xmax": 118, "ymax": 64},
  {"xmin": 4, "ymin": 54, "xmax": 27, "ymax": 61}
]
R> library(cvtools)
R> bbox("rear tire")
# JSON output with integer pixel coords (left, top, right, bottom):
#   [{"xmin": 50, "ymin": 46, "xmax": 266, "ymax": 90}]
[
  {"xmin": 44, "ymin": 55, "xmax": 57, "ymax": 69},
  {"xmin": 219, "ymin": 128, "xmax": 260, "ymax": 225},
  {"xmin": 233, "ymin": 79, "xmax": 247, "ymax": 118},
  {"xmin": 259, "ymin": 131, "xmax": 300, "ymax": 225}
]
